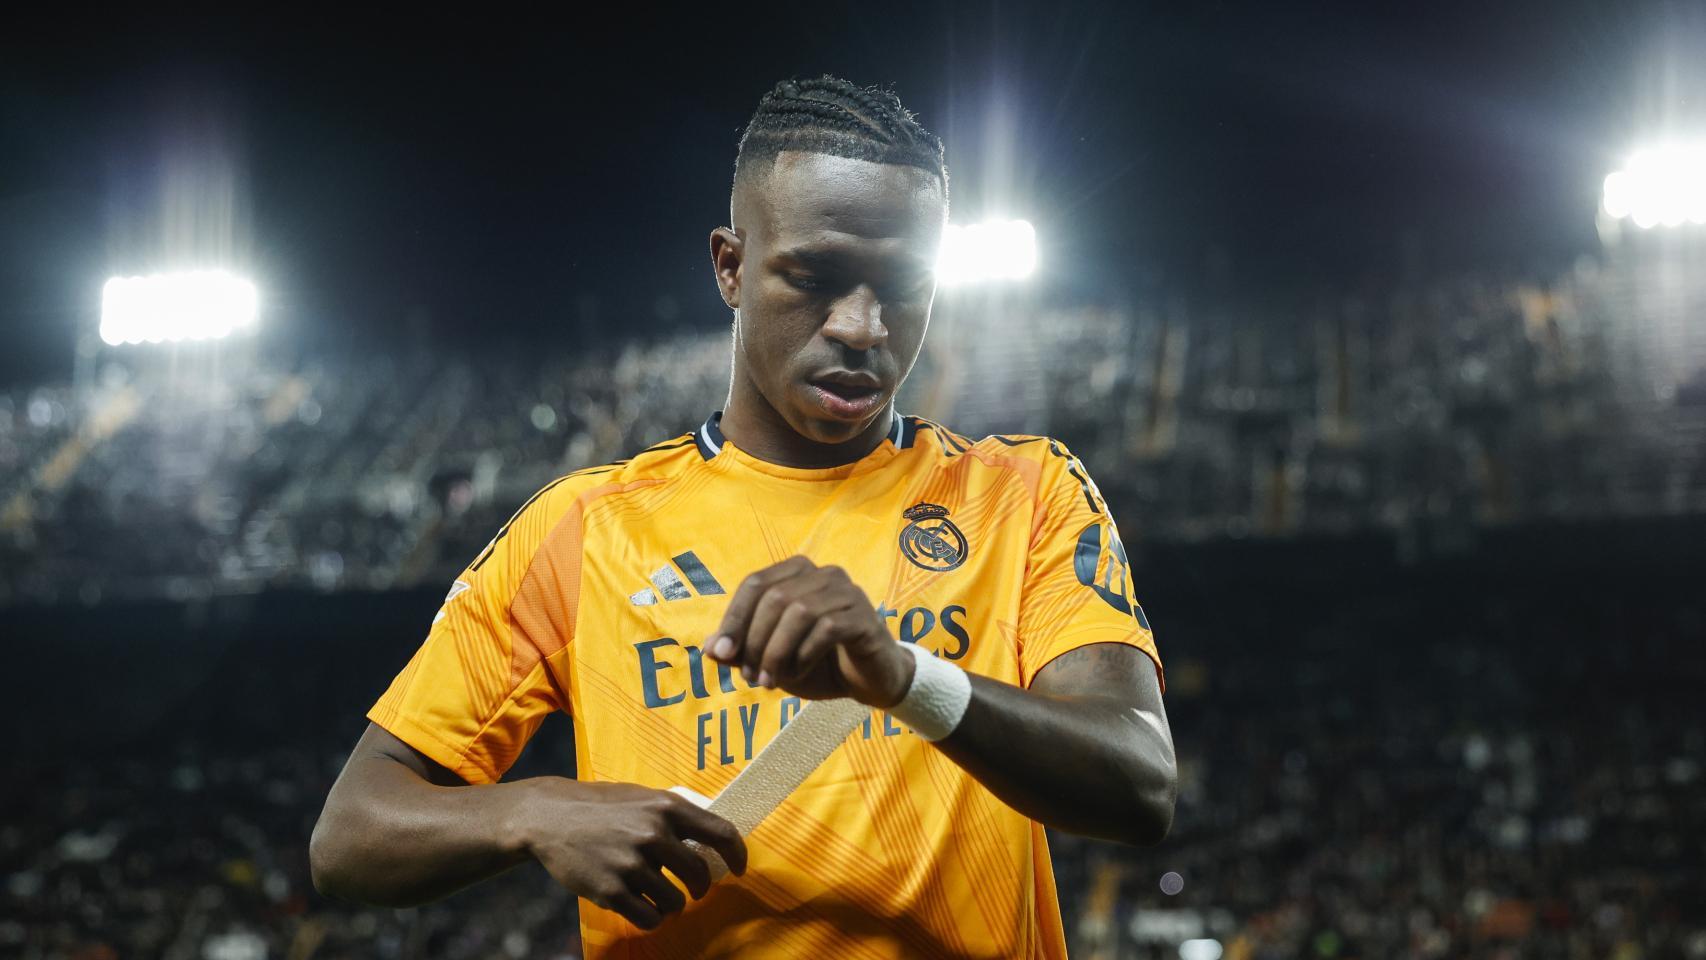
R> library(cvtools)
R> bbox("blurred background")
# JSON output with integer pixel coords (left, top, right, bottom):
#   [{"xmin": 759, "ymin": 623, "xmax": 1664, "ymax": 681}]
[{"xmin": 3, "ymin": 2, "xmax": 1704, "ymax": 958}]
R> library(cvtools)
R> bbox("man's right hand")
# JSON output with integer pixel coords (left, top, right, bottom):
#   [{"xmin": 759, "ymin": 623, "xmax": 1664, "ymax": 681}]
[{"xmin": 510, "ymin": 778, "xmax": 748, "ymax": 930}]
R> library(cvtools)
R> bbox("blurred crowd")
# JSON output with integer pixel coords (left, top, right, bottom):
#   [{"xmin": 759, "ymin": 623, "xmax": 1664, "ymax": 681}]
[
  {"xmin": 3, "ymin": 255, "xmax": 1705, "ymax": 607},
  {"xmin": 3, "ymin": 578, "xmax": 1700, "ymax": 959},
  {"xmin": 0, "ymin": 336, "xmax": 730, "ymax": 606},
  {"xmin": 2, "ymin": 738, "xmax": 582, "ymax": 960},
  {"xmin": 1052, "ymin": 585, "xmax": 1705, "ymax": 960}
]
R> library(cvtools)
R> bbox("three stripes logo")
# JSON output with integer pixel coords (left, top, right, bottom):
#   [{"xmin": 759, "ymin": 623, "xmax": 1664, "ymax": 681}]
[{"xmin": 630, "ymin": 551, "xmax": 726, "ymax": 606}]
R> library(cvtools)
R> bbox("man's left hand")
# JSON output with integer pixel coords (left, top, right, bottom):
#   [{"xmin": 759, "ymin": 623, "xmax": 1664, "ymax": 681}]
[{"xmin": 705, "ymin": 556, "xmax": 914, "ymax": 706}]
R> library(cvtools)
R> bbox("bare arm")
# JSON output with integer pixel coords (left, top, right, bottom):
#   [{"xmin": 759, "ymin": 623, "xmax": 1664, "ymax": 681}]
[
  {"xmin": 707, "ymin": 557, "xmax": 1177, "ymax": 848},
  {"xmin": 309, "ymin": 722, "xmax": 747, "ymax": 927},
  {"xmin": 309, "ymin": 723, "xmax": 534, "ymax": 906},
  {"xmin": 933, "ymin": 642, "xmax": 1176, "ymax": 846}
]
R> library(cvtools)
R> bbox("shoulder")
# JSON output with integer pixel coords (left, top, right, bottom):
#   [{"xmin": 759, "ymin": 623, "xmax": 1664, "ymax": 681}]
[
  {"xmin": 907, "ymin": 417, "xmax": 1100, "ymax": 508},
  {"xmin": 549, "ymin": 431, "xmax": 705, "ymax": 501},
  {"xmin": 468, "ymin": 430, "xmax": 705, "ymax": 576}
]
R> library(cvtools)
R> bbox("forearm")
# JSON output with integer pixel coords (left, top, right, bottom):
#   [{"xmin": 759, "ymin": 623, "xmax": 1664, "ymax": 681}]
[
  {"xmin": 310, "ymin": 753, "xmax": 541, "ymax": 906},
  {"xmin": 931, "ymin": 672, "xmax": 1176, "ymax": 845}
]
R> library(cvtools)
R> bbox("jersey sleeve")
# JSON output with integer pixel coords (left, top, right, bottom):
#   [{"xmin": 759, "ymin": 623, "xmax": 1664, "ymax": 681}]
[
  {"xmin": 1015, "ymin": 440, "xmax": 1164, "ymax": 691},
  {"xmin": 367, "ymin": 481, "xmax": 584, "ymax": 784}
]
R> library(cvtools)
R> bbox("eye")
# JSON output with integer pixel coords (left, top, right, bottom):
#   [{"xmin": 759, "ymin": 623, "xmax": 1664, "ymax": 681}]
[
  {"xmin": 883, "ymin": 274, "xmax": 933, "ymax": 300},
  {"xmin": 785, "ymin": 272, "xmax": 824, "ymax": 292}
]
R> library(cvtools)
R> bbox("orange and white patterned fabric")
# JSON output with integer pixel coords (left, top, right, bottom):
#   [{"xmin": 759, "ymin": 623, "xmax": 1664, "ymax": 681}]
[{"xmin": 370, "ymin": 411, "xmax": 1162, "ymax": 959}]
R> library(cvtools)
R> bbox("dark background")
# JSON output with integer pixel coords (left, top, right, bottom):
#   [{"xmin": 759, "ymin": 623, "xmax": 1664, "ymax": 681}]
[
  {"xmin": 5, "ymin": 1, "xmax": 1700, "ymax": 381},
  {"xmin": 6, "ymin": 3, "xmax": 1706, "ymax": 958}
]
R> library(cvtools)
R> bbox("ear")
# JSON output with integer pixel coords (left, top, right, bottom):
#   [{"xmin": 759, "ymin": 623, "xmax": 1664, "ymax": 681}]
[{"xmin": 709, "ymin": 227, "xmax": 744, "ymax": 309}]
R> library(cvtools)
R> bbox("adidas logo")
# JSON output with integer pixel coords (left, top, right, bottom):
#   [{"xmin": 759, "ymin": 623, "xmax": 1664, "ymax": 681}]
[{"xmin": 630, "ymin": 551, "xmax": 726, "ymax": 606}]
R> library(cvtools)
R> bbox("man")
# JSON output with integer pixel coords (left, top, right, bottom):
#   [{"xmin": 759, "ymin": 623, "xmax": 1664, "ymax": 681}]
[{"xmin": 311, "ymin": 75, "xmax": 1176, "ymax": 959}]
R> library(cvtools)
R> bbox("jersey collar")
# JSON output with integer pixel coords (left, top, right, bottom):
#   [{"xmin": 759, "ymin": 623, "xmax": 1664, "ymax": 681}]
[{"xmin": 694, "ymin": 409, "xmax": 908, "ymax": 462}]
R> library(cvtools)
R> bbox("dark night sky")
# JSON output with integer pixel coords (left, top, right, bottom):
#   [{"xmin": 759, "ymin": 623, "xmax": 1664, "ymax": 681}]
[{"xmin": 2, "ymin": 1, "xmax": 1701, "ymax": 382}]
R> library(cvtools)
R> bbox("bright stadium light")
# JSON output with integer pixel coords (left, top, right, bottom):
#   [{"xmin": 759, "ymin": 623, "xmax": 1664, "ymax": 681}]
[
  {"xmin": 100, "ymin": 270, "xmax": 260, "ymax": 346},
  {"xmin": 936, "ymin": 218, "xmax": 1038, "ymax": 286},
  {"xmin": 1601, "ymin": 141, "xmax": 1706, "ymax": 229}
]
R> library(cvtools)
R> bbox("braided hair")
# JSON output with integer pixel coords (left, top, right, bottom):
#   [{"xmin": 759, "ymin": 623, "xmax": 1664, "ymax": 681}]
[{"xmin": 734, "ymin": 76, "xmax": 947, "ymax": 196}]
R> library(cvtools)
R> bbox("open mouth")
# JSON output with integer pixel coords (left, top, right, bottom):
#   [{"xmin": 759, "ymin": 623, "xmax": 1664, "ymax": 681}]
[
  {"xmin": 806, "ymin": 377, "xmax": 885, "ymax": 418},
  {"xmin": 811, "ymin": 379, "xmax": 880, "ymax": 402}
]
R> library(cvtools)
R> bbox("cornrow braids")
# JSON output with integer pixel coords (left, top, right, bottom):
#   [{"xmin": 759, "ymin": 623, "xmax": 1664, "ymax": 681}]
[{"xmin": 734, "ymin": 75, "xmax": 947, "ymax": 195}]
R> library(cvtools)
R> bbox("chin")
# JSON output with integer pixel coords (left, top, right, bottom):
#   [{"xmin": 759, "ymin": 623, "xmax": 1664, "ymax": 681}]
[{"xmin": 792, "ymin": 410, "xmax": 867, "ymax": 444}]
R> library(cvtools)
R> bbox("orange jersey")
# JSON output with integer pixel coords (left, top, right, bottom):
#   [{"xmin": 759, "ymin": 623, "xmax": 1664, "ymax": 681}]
[{"xmin": 370, "ymin": 411, "xmax": 1163, "ymax": 959}]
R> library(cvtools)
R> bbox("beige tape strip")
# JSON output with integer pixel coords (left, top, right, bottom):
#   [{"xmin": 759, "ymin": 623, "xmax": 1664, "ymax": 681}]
[{"xmin": 675, "ymin": 696, "xmax": 870, "ymax": 879}]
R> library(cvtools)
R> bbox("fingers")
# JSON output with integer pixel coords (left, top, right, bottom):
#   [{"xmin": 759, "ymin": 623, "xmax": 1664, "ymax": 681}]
[
  {"xmin": 794, "ymin": 612, "xmax": 851, "ymax": 676},
  {"xmin": 600, "ymin": 891, "xmax": 664, "ymax": 931},
  {"xmin": 648, "ymin": 836, "xmax": 714, "ymax": 900},
  {"xmin": 741, "ymin": 585, "xmax": 798, "ymax": 683},
  {"xmin": 713, "ymin": 556, "xmax": 814, "ymax": 662},
  {"xmin": 599, "ymin": 838, "xmax": 706, "ymax": 930},
  {"xmin": 767, "ymin": 601, "xmax": 865, "ymax": 684},
  {"xmin": 750, "ymin": 592, "xmax": 828, "ymax": 686},
  {"xmin": 668, "ymin": 798, "xmax": 749, "ymax": 876},
  {"xmin": 713, "ymin": 559, "xmax": 858, "ymax": 688},
  {"xmin": 534, "ymin": 784, "xmax": 745, "ymax": 933},
  {"xmin": 627, "ymin": 860, "xmax": 688, "ymax": 917}
]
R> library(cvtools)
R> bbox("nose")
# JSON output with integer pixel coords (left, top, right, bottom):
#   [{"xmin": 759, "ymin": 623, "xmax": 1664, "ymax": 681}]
[{"xmin": 822, "ymin": 285, "xmax": 887, "ymax": 352}]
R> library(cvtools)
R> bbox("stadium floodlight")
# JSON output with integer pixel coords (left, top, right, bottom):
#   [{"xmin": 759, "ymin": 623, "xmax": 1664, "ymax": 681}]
[
  {"xmin": 99, "ymin": 270, "xmax": 259, "ymax": 346},
  {"xmin": 1601, "ymin": 141, "xmax": 1706, "ymax": 229},
  {"xmin": 936, "ymin": 219, "xmax": 1038, "ymax": 286}
]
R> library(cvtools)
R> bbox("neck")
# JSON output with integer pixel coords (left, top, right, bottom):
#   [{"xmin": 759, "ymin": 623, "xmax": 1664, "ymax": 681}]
[{"xmin": 720, "ymin": 375, "xmax": 894, "ymax": 469}]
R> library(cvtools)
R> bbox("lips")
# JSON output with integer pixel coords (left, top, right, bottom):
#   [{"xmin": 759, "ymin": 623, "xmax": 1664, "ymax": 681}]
[
  {"xmin": 811, "ymin": 369, "xmax": 882, "ymax": 392},
  {"xmin": 806, "ymin": 370, "xmax": 885, "ymax": 419}
]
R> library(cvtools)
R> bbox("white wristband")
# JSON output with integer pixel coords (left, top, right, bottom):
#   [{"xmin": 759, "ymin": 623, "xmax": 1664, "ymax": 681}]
[{"xmin": 890, "ymin": 643, "xmax": 972, "ymax": 742}]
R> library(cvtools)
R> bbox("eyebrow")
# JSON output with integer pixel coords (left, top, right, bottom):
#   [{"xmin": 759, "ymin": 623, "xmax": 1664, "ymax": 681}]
[
  {"xmin": 774, "ymin": 245, "xmax": 932, "ymax": 274},
  {"xmin": 775, "ymin": 248, "xmax": 843, "ymax": 269}
]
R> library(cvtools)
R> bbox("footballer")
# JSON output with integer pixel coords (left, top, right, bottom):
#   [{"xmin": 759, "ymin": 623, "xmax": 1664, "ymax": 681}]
[{"xmin": 311, "ymin": 75, "xmax": 1176, "ymax": 959}]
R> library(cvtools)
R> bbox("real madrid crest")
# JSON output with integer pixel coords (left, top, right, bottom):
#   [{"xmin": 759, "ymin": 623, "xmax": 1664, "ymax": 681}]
[{"xmin": 899, "ymin": 502, "xmax": 968, "ymax": 572}]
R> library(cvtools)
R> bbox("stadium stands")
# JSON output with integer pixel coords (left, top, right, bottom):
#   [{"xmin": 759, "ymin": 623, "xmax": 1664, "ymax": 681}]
[
  {"xmin": 2, "ymin": 552, "xmax": 1699, "ymax": 959},
  {"xmin": 2, "ymin": 254, "xmax": 1703, "ymax": 957},
  {"xmin": 3, "ymin": 257, "xmax": 1704, "ymax": 606}
]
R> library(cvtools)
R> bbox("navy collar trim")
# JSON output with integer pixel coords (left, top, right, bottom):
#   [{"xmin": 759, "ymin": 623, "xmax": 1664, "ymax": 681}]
[{"xmin": 694, "ymin": 410, "xmax": 907, "ymax": 461}]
